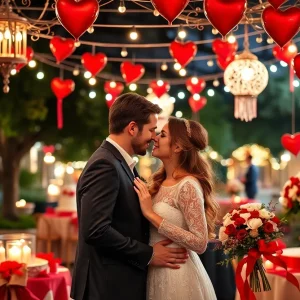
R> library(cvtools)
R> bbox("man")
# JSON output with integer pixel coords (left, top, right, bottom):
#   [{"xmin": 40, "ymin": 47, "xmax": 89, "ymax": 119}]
[
  {"xmin": 243, "ymin": 155, "xmax": 259, "ymax": 199},
  {"xmin": 71, "ymin": 93, "xmax": 188, "ymax": 300}
]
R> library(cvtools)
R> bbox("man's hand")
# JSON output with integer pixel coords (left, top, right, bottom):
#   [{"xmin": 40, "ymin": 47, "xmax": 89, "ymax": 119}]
[{"xmin": 150, "ymin": 240, "xmax": 189, "ymax": 269}]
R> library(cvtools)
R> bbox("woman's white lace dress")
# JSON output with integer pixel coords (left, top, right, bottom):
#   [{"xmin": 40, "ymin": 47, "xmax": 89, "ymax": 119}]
[{"xmin": 147, "ymin": 176, "xmax": 217, "ymax": 300}]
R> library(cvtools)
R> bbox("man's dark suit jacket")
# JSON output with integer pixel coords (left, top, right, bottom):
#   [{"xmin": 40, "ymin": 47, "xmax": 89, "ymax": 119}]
[
  {"xmin": 71, "ymin": 140, "xmax": 153, "ymax": 300},
  {"xmin": 245, "ymin": 164, "xmax": 259, "ymax": 199}
]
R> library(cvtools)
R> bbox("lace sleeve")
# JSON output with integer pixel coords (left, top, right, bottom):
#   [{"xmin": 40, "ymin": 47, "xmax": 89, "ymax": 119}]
[{"xmin": 158, "ymin": 180, "xmax": 208, "ymax": 254}]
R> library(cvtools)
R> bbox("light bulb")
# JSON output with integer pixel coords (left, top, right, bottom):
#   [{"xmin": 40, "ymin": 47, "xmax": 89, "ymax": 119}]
[
  {"xmin": 224, "ymin": 86, "xmax": 230, "ymax": 92},
  {"xmin": 175, "ymin": 111, "xmax": 183, "ymax": 118},
  {"xmin": 89, "ymin": 77, "xmax": 97, "ymax": 85},
  {"xmin": 213, "ymin": 79, "xmax": 220, "ymax": 87},
  {"xmin": 179, "ymin": 68, "xmax": 187, "ymax": 76},
  {"xmin": 0, "ymin": 32, "xmax": 3, "ymax": 41},
  {"xmin": 73, "ymin": 68, "xmax": 80, "ymax": 76},
  {"xmin": 110, "ymin": 81, "xmax": 117, "ymax": 88},
  {"xmin": 4, "ymin": 28, "xmax": 10, "ymax": 39},
  {"xmin": 28, "ymin": 60, "xmax": 36, "ymax": 68},
  {"xmin": 157, "ymin": 80, "xmax": 164, "ymax": 87},
  {"xmin": 75, "ymin": 41, "xmax": 81, "ymax": 47},
  {"xmin": 153, "ymin": 9, "xmax": 160, "ymax": 16},
  {"xmin": 178, "ymin": 92, "xmax": 185, "ymax": 99},
  {"xmin": 10, "ymin": 69, "xmax": 17, "ymax": 75},
  {"xmin": 193, "ymin": 94, "xmax": 200, "ymax": 101},
  {"xmin": 293, "ymin": 80, "xmax": 299, "ymax": 87},
  {"xmin": 15, "ymin": 31, "xmax": 22, "ymax": 41},
  {"xmin": 37, "ymin": 71, "xmax": 44, "ymax": 80},
  {"xmin": 121, "ymin": 48, "xmax": 128, "ymax": 57},
  {"xmin": 270, "ymin": 65, "xmax": 277, "ymax": 73},
  {"xmin": 241, "ymin": 67, "xmax": 255, "ymax": 81},
  {"xmin": 191, "ymin": 77, "xmax": 198, "ymax": 84},
  {"xmin": 256, "ymin": 36, "xmax": 262, "ymax": 43},
  {"xmin": 161, "ymin": 62, "xmax": 168, "ymax": 71},
  {"xmin": 129, "ymin": 27, "xmax": 138, "ymax": 40},
  {"xmin": 212, "ymin": 28, "xmax": 219, "ymax": 35},
  {"xmin": 106, "ymin": 93, "xmax": 113, "ymax": 101},
  {"xmin": 89, "ymin": 91, "xmax": 96, "ymax": 99},
  {"xmin": 118, "ymin": 0, "xmax": 126, "ymax": 13},
  {"xmin": 87, "ymin": 26, "xmax": 94, "ymax": 34},
  {"xmin": 207, "ymin": 60, "xmax": 214, "ymax": 67},
  {"xmin": 178, "ymin": 27, "xmax": 187, "ymax": 39},
  {"xmin": 207, "ymin": 89, "xmax": 215, "ymax": 97},
  {"xmin": 129, "ymin": 83, "xmax": 137, "ymax": 91},
  {"xmin": 280, "ymin": 61, "xmax": 288, "ymax": 67},
  {"xmin": 174, "ymin": 63, "xmax": 181, "ymax": 71},
  {"xmin": 227, "ymin": 34, "xmax": 236, "ymax": 44},
  {"xmin": 147, "ymin": 88, "xmax": 153, "ymax": 94},
  {"xmin": 84, "ymin": 71, "xmax": 92, "ymax": 79},
  {"xmin": 267, "ymin": 38, "xmax": 273, "ymax": 44},
  {"xmin": 288, "ymin": 44, "xmax": 297, "ymax": 54}
]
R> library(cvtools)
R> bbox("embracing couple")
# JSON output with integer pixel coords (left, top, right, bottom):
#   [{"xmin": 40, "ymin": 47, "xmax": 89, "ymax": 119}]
[{"xmin": 71, "ymin": 93, "xmax": 219, "ymax": 300}]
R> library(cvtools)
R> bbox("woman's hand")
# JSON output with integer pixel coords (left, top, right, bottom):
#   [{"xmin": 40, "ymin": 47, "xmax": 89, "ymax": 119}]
[{"xmin": 133, "ymin": 177, "xmax": 153, "ymax": 217}]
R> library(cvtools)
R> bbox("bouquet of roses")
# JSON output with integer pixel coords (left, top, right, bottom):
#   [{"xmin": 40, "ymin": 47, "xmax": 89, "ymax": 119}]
[
  {"xmin": 280, "ymin": 173, "xmax": 300, "ymax": 215},
  {"xmin": 226, "ymin": 179, "xmax": 244, "ymax": 196},
  {"xmin": 218, "ymin": 203, "xmax": 299, "ymax": 300}
]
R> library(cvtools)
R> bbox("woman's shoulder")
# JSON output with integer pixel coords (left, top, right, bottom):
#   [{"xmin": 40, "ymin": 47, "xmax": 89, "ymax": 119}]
[{"xmin": 178, "ymin": 175, "xmax": 202, "ymax": 190}]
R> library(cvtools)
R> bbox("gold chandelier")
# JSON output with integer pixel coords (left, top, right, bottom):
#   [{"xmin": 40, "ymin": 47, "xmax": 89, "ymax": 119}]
[{"xmin": 0, "ymin": 2, "xmax": 28, "ymax": 93}]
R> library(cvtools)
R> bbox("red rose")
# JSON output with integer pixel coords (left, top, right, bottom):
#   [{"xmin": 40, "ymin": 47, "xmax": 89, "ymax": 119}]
[
  {"xmin": 239, "ymin": 209, "xmax": 249, "ymax": 214},
  {"xmin": 264, "ymin": 222, "xmax": 274, "ymax": 233},
  {"xmin": 250, "ymin": 211, "xmax": 260, "ymax": 218},
  {"xmin": 237, "ymin": 229, "xmax": 248, "ymax": 240},
  {"xmin": 231, "ymin": 213, "xmax": 239, "ymax": 221},
  {"xmin": 225, "ymin": 224, "xmax": 237, "ymax": 236},
  {"xmin": 271, "ymin": 216, "xmax": 280, "ymax": 224},
  {"xmin": 234, "ymin": 217, "xmax": 246, "ymax": 226}
]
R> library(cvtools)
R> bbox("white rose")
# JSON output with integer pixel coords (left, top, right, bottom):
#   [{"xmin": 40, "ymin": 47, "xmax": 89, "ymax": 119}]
[
  {"xmin": 240, "ymin": 203, "xmax": 262, "ymax": 211},
  {"xmin": 219, "ymin": 226, "xmax": 229, "ymax": 244},
  {"xmin": 269, "ymin": 221, "xmax": 279, "ymax": 232},
  {"xmin": 223, "ymin": 217, "xmax": 235, "ymax": 227},
  {"xmin": 259, "ymin": 209, "xmax": 273, "ymax": 220},
  {"xmin": 247, "ymin": 218, "xmax": 263, "ymax": 230},
  {"xmin": 231, "ymin": 209, "xmax": 239, "ymax": 215},
  {"xmin": 280, "ymin": 197, "xmax": 289, "ymax": 208},
  {"xmin": 240, "ymin": 213, "xmax": 251, "ymax": 221},
  {"xmin": 223, "ymin": 213, "xmax": 231, "ymax": 220},
  {"xmin": 288, "ymin": 185, "xmax": 298, "ymax": 200}
]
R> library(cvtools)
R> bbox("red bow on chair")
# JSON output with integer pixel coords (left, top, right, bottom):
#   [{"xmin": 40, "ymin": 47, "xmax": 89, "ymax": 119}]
[{"xmin": 62, "ymin": 190, "xmax": 75, "ymax": 197}]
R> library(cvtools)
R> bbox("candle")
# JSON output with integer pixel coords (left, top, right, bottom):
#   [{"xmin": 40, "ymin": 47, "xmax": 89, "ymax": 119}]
[
  {"xmin": 22, "ymin": 245, "xmax": 31, "ymax": 264},
  {"xmin": 0, "ymin": 246, "xmax": 5, "ymax": 262},
  {"xmin": 265, "ymin": 260, "xmax": 274, "ymax": 270},
  {"xmin": 8, "ymin": 245, "xmax": 21, "ymax": 262},
  {"xmin": 233, "ymin": 196, "xmax": 241, "ymax": 203}
]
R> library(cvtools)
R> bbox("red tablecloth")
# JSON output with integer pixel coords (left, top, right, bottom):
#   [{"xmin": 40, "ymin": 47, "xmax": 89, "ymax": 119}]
[{"xmin": 27, "ymin": 267, "xmax": 71, "ymax": 300}]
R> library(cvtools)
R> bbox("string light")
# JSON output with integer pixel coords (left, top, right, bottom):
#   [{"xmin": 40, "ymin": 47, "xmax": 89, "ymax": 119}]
[
  {"xmin": 267, "ymin": 38, "xmax": 273, "ymax": 44},
  {"xmin": 110, "ymin": 81, "xmax": 117, "ymax": 88},
  {"xmin": 28, "ymin": 60, "xmax": 37, "ymax": 68},
  {"xmin": 89, "ymin": 91, "xmax": 96, "ymax": 99},
  {"xmin": 87, "ymin": 26, "xmax": 94, "ymax": 34},
  {"xmin": 280, "ymin": 61, "xmax": 288, "ymax": 67},
  {"xmin": 227, "ymin": 34, "xmax": 236, "ymax": 44},
  {"xmin": 270, "ymin": 65, "xmax": 277, "ymax": 72},
  {"xmin": 213, "ymin": 79, "xmax": 220, "ymax": 87},
  {"xmin": 121, "ymin": 47, "xmax": 128, "ymax": 57},
  {"xmin": 37, "ymin": 71, "xmax": 44, "ymax": 79},
  {"xmin": 175, "ymin": 111, "xmax": 183, "ymax": 118},
  {"xmin": 178, "ymin": 92, "xmax": 185, "ymax": 99},
  {"xmin": 147, "ymin": 88, "xmax": 153, "ymax": 94},
  {"xmin": 73, "ymin": 67, "xmax": 80, "ymax": 76},
  {"xmin": 293, "ymin": 80, "xmax": 299, "ymax": 87},
  {"xmin": 178, "ymin": 25, "xmax": 186, "ymax": 39},
  {"xmin": 129, "ymin": 83, "xmax": 137, "ymax": 91},
  {"xmin": 106, "ymin": 93, "xmax": 113, "ymax": 101},
  {"xmin": 191, "ymin": 77, "xmax": 198, "ymax": 84},
  {"xmin": 89, "ymin": 77, "xmax": 97, "ymax": 85},
  {"xmin": 193, "ymin": 94, "xmax": 200, "ymax": 101},
  {"xmin": 288, "ymin": 44, "xmax": 297, "ymax": 54},
  {"xmin": 224, "ymin": 86, "xmax": 230, "ymax": 92},
  {"xmin": 118, "ymin": 0, "xmax": 126, "ymax": 13},
  {"xmin": 256, "ymin": 36, "xmax": 262, "ymax": 43},
  {"xmin": 10, "ymin": 69, "xmax": 17, "ymax": 75},
  {"xmin": 153, "ymin": 9, "xmax": 160, "ymax": 16},
  {"xmin": 75, "ymin": 41, "xmax": 81, "ymax": 47},
  {"xmin": 161, "ymin": 62, "xmax": 168, "ymax": 71},
  {"xmin": 174, "ymin": 63, "xmax": 181, "ymax": 71},
  {"xmin": 212, "ymin": 28, "xmax": 218, "ymax": 35},
  {"xmin": 207, "ymin": 60, "xmax": 214, "ymax": 67},
  {"xmin": 157, "ymin": 79, "xmax": 164, "ymax": 86},
  {"xmin": 84, "ymin": 71, "xmax": 92, "ymax": 79},
  {"xmin": 207, "ymin": 89, "xmax": 215, "ymax": 97},
  {"xmin": 170, "ymin": 97, "xmax": 176, "ymax": 103},
  {"xmin": 129, "ymin": 26, "xmax": 138, "ymax": 40},
  {"xmin": 179, "ymin": 68, "xmax": 187, "ymax": 76}
]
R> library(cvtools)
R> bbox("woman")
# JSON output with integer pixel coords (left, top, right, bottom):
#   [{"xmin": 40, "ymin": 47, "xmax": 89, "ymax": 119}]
[{"xmin": 134, "ymin": 117, "xmax": 218, "ymax": 300}]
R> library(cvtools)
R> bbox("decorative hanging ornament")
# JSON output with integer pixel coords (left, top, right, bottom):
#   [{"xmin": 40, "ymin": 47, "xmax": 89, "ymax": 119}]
[
  {"xmin": 149, "ymin": 80, "xmax": 170, "ymax": 98},
  {"xmin": 42, "ymin": 145, "xmax": 55, "ymax": 154},
  {"xmin": 81, "ymin": 52, "xmax": 107, "ymax": 77},
  {"xmin": 216, "ymin": 54, "xmax": 235, "ymax": 70},
  {"xmin": 273, "ymin": 43, "xmax": 298, "ymax": 65},
  {"xmin": 106, "ymin": 94, "xmax": 117, "ymax": 109},
  {"xmin": 262, "ymin": 6, "xmax": 300, "ymax": 48},
  {"xmin": 120, "ymin": 61, "xmax": 145, "ymax": 84},
  {"xmin": 212, "ymin": 39, "xmax": 238, "ymax": 60},
  {"xmin": 51, "ymin": 78, "xmax": 75, "ymax": 129},
  {"xmin": 185, "ymin": 77, "xmax": 206, "ymax": 95},
  {"xmin": 204, "ymin": 0, "xmax": 247, "ymax": 37},
  {"xmin": 268, "ymin": 0, "xmax": 287, "ymax": 10},
  {"xmin": 293, "ymin": 54, "xmax": 300, "ymax": 79},
  {"xmin": 150, "ymin": 0, "xmax": 189, "ymax": 25},
  {"xmin": 50, "ymin": 36, "xmax": 76, "ymax": 64},
  {"xmin": 55, "ymin": 0, "xmax": 99, "ymax": 41},
  {"xmin": 169, "ymin": 41, "xmax": 197, "ymax": 67},
  {"xmin": 224, "ymin": 51, "xmax": 269, "ymax": 122},
  {"xmin": 104, "ymin": 81, "xmax": 124, "ymax": 97},
  {"xmin": 188, "ymin": 95, "xmax": 207, "ymax": 113},
  {"xmin": 281, "ymin": 133, "xmax": 300, "ymax": 156},
  {"xmin": 15, "ymin": 47, "xmax": 34, "ymax": 72}
]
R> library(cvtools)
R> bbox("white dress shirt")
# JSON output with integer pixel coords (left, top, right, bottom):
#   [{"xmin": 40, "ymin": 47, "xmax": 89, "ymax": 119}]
[{"xmin": 106, "ymin": 137, "xmax": 136, "ymax": 174}]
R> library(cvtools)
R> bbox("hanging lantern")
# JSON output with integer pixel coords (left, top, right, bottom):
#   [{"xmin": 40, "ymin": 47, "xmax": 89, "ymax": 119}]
[
  {"xmin": 0, "ymin": 4, "xmax": 28, "ymax": 93},
  {"xmin": 224, "ymin": 50, "xmax": 269, "ymax": 122}
]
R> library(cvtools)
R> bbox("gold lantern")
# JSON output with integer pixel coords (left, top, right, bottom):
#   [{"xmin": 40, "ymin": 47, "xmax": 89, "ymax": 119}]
[{"xmin": 0, "ymin": 3, "xmax": 28, "ymax": 93}]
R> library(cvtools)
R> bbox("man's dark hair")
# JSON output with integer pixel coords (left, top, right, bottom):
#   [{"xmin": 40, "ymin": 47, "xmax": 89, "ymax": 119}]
[
  {"xmin": 247, "ymin": 155, "xmax": 253, "ymax": 160},
  {"xmin": 109, "ymin": 93, "xmax": 162, "ymax": 134}
]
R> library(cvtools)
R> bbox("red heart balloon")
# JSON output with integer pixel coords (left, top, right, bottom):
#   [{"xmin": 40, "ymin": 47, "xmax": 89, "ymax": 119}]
[
  {"xmin": 273, "ymin": 43, "xmax": 298, "ymax": 64},
  {"xmin": 268, "ymin": 0, "xmax": 287, "ymax": 9},
  {"xmin": 262, "ymin": 6, "xmax": 300, "ymax": 48},
  {"xmin": 15, "ymin": 47, "xmax": 34, "ymax": 72},
  {"xmin": 120, "ymin": 62, "xmax": 145, "ymax": 84},
  {"xmin": 106, "ymin": 95, "xmax": 117, "ymax": 109},
  {"xmin": 169, "ymin": 41, "xmax": 197, "ymax": 67},
  {"xmin": 281, "ymin": 133, "xmax": 300, "ymax": 156},
  {"xmin": 43, "ymin": 145, "xmax": 55, "ymax": 154},
  {"xmin": 55, "ymin": 0, "xmax": 99, "ymax": 40},
  {"xmin": 149, "ymin": 80, "xmax": 170, "ymax": 98},
  {"xmin": 82, "ymin": 52, "xmax": 107, "ymax": 77},
  {"xmin": 293, "ymin": 53, "xmax": 300, "ymax": 79},
  {"xmin": 150, "ymin": 0, "xmax": 189, "ymax": 24},
  {"xmin": 204, "ymin": 0, "xmax": 247, "ymax": 37},
  {"xmin": 212, "ymin": 39, "xmax": 238, "ymax": 60},
  {"xmin": 50, "ymin": 36, "xmax": 75, "ymax": 63},
  {"xmin": 51, "ymin": 78, "xmax": 75, "ymax": 99},
  {"xmin": 189, "ymin": 95, "xmax": 207, "ymax": 113},
  {"xmin": 104, "ymin": 81, "xmax": 124, "ymax": 97},
  {"xmin": 186, "ymin": 77, "xmax": 206, "ymax": 95},
  {"xmin": 217, "ymin": 54, "xmax": 235, "ymax": 70}
]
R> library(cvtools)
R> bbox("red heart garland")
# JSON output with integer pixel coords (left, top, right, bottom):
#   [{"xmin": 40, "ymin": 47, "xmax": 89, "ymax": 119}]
[
  {"xmin": 262, "ymin": 6, "xmax": 300, "ymax": 48},
  {"xmin": 81, "ymin": 52, "xmax": 107, "ymax": 77},
  {"xmin": 55, "ymin": 0, "xmax": 99, "ymax": 40},
  {"xmin": 106, "ymin": 95, "xmax": 117, "ymax": 109},
  {"xmin": 186, "ymin": 77, "xmax": 206, "ymax": 95},
  {"xmin": 42, "ymin": 145, "xmax": 55, "ymax": 154},
  {"xmin": 51, "ymin": 78, "xmax": 75, "ymax": 129},
  {"xmin": 268, "ymin": 0, "xmax": 287, "ymax": 10},
  {"xmin": 293, "ymin": 54, "xmax": 300, "ymax": 79},
  {"xmin": 212, "ymin": 39, "xmax": 238, "ymax": 60},
  {"xmin": 204, "ymin": 0, "xmax": 247, "ymax": 37},
  {"xmin": 169, "ymin": 41, "xmax": 197, "ymax": 67},
  {"xmin": 50, "ymin": 36, "xmax": 75, "ymax": 63},
  {"xmin": 281, "ymin": 133, "xmax": 300, "ymax": 156},
  {"xmin": 149, "ymin": 80, "xmax": 170, "ymax": 98},
  {"xmin": 15, "ymin": 47, "xmax": 34, "ymax": 72},
  {"xmin": 104, "ymin": 81, "xmax": 124, "ymax": 97},
  {"xmin": 273, "ymin": 43, "xmax": 298, "ymax": 65},
  {"xmin": 217, "ymin": 54, "xmax": 235, "ymax": 70},
  {"xmin": 120, "ymin": 62, "xmax": 145, "ymax": 84},
  {"xmin": 150, "ymin": 0, "xmax": 189, "ymax": 24},
  {"xmin": 188, "ymin": 95, "xmax": 207, "ymax": 113}
]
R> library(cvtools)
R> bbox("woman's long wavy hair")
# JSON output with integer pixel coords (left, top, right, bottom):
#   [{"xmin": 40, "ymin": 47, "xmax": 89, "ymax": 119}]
[{"xmin": 148, "ymin": 117, "xmax": 219, "ymax": 239}]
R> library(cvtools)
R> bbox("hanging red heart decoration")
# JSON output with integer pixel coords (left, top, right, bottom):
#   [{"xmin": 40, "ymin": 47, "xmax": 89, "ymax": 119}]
[
  {"xmin": 293, "ymin": 53, "xmax": 300, "ymax": 79},
  {"xmin": 216, "ymin": 54, "xmax": 235, "ymax": 70},
  {"xmin": 188, "ymin": 95, "xmax": 207, "ymax": 113},
  {"xmin": 204, "ymin": 0, "xmax": 247, "ymax": 37},
  {"xmin": 51, "ymin": 78, "xmax": 75, "ymax": 129},
  {"xmin": 81, "ymin": 53, "xmax": 107, "ymax": 77},
  {"xmin": 42, "ymin": 145, "xmax": 55, "ymax": 154},
  {"xmin": 15, "ymin": 47, "xmax": 34, "ymax": 72},
  {"xmin": 186, "ymin": 77, "xmax": 206, "ymax": 95},
  {"xmin": 212, "ymin": 39, "xmax": 238, "ymax": 60},
  {"xmin": 50, "ymin": 36, "xmax": 75, "ymax": 63},
  {"xmin": 281, "ymin": 133, "xmax": 300, "ymax": 156},
  {"xmin": 120, "ymin": 62, "xmax": 145, "ymax": 84},
  {"xmin": 104, "ymin": 81, "xmax": 124, "ymax": 97},
  {"xmin": 273, "ymin": 43, "xmax": 298, "ymax": 65},
  {"xmin": 262, "ymin": 6, "xmax": 300, "ymax": 48},
  {"xmin": 149, "ymin": 80, "xmax": 170, "ymax": 98},
  {"xmin": 55, "ymin": 0, "xmax": 99, "ymax": 40},
  {"xmin": 150, "ymin": 0, "xmax": 189, "ymax": 25},
  {"xmin": 268, "ymin": 0, "xmax": 287, "ymax": 10},
  {"xmin": 169, "ymin": 41, "xmax": 197, "ymax": 67},
  {"xmin": 106, "ymin": 95, "xmax": 117, "ymax": 109}
]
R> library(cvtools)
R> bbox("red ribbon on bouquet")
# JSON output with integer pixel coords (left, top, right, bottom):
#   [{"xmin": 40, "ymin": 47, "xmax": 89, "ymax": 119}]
[{"xmin": 236, "ymin": 240, "xmax": 300, "ymax": 300}]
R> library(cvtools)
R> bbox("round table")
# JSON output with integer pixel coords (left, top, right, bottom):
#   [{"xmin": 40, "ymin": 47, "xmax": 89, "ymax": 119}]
[{"xmin": 27, "ymin": 267, "xmax": 71, "ymax": 300}]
